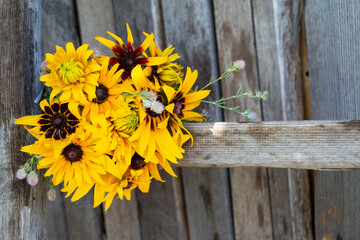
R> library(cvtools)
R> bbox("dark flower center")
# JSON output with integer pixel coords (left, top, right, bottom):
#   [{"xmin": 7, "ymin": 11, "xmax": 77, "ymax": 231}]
[
  {"xmin": 52, "ymin": 114, "xmax": 66, "ymax": 129},
  {"xmin": 92, "ymin": 84, "xmax": 109, "ymax": 104},
  {"xmin": 121, "ymin": 54, "xmax": 137, "ymax": 72},
  {"xmin": 130, "ymin": 153, "xmax": 146, "ymax": 170},
  {"xmin": 123, "ymin": 182, "xmax": 132, "ymax": 189},
  {"xmin": 173, "ymin": 101, "xmax": 183, "ymax": 115},
  {"xmin": 62, "ymin": 143, "xmax": 83, "ymax": 162}
]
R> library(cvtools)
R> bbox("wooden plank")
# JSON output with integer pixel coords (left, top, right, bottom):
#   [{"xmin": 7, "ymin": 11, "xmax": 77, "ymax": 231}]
[
  {"xmin": 40, "ymin": 0, "xmax": 106, "ymax": 239},
  {"xmin": 161, "ymin": 1, "xmax": 235, "ymax": 239},
  {"xmin": 136, "ymin": 169, "xmax": 189, "ymax": 240},
  {"xmin": 76, "ymin": 0, "xmax": 116, "ymax": 55},
  {"xmin": 41, "ymin": 0, "xmax": 81, "ymax": 238},
  {"xmin": 0, "ymin": 0, "xmax": 47, "ymax": 239},
  {"xmin": 179, "ymin": 121, "xmax": 360, "ymax": 169},
  {"xmin": 306, "ymin": 1, "xmax": 360, "ymax": 239},
  {"xmin": 252, "ymin": 0, "xmax": 313, "ymax": 239},
  {"xmin": 213, "ymin": 0, "xmax": 272, "ymax": 239}
]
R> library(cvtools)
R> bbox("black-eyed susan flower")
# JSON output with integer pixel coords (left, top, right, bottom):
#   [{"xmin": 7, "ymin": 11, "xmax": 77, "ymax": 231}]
[
  {"xmin": 14, "ymin": 99, "xmax": 79, "ymax": 140},
  {"xmin": 21, "ymin": 126, "xmax": 107, "ymax": 187},
  {"xmin": 95, "ymin": 24, "xmax": 168, "ymax": 80},
  {"xmin": 143, "ymin": 34, "xmax": 183, "ymax": 85},
  {"xmin": 81, "ymin": 59, "xmax": 125, "ymax": 125},
  {"xmin": 128, "ymin": 66, "xmax": 184, "ymax": 164},
  {"xmin": 164, "ymin": 67, "xmax": 210, "ymax": 122},
  {"xmin": 40, "ymin": 42, "xmax": 101, "ymax": 104}
]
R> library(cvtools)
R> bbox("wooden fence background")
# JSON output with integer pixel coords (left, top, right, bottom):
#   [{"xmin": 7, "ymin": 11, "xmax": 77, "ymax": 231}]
[{"xmin": 1, "ymin": 0, "xmax": 359, "ymax": 239}]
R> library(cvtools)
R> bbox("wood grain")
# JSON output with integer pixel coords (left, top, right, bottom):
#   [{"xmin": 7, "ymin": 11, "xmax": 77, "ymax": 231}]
[
  {"xmin": 41, "ymin": 0, "xmax": 106, "ymax": 239},
  {"xmin": 306, "ymin": 1, "xmax": 360, "ymax": 239},
  {"xmin": 76, "ymin": 0, "xmax": 116, "ymax": 55},
  {"xmin": 42, "ymin": 1, "xmax": 81, "ymax": 238},
  {"xmin": 179, "ymin": 121, "xmax": 360, "ymax": 169},
  {"xmin": 252, "ymin": 0, "xmax": 313, "ymax": 239},
  {"xmin": 161, "ymin": 1, "xmax": 236, "ymax": 239},
  {"xmin": 0, "ymin": 0, "xmax": 47, "ymax": 239},
  {"xmin": 213, "ymin": 0, "xmax": 271, "ymax": 239}
]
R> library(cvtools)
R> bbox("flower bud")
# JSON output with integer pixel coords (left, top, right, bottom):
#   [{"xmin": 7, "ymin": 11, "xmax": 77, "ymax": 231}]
[
  {"xmin": 16, "ymin": 167, "xmax": 27, "ymax": 180},
  {"xmin": 47, "ymin": 188, "xmax": 57, "ymax": 201},
  {"xmin": 40, "ymin": 61, "xmax": 49, "ymax": 72},
  {"xmin": 24, "ymin": 163, "xmax": 31, "ymax": 173},
  {"xmin": 150, "ymin": 101, "xmax": 165, "ymax": 115},
  {"xmin": 91, "ymin": 48, "xmax": 101, "ymax": 59},
  {"xmin": 233, "ymin": 60, "xmax": 246, "ymax": 70},
  {"xmin": 142, "ymin": 91, "xmax": 157, "ymax": 108},
  {"xmin": 249, "ymin": 112, "xmax": 258, "ymax": 121},
  {"xmin": 26, "ymin": 171, "xmax": 39, "ymax": 186}
]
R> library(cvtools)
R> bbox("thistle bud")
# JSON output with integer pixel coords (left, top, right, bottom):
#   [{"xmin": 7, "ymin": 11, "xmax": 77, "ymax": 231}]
[
  {"xmin": 47, "ymin": 188, "xmax": 57, "ymax": 201},
  {"xmin": 40, "ymin": 61, "xmax": 49, "ymax": 73},
  {"xmin": 26, "ymin": 171, "xmax": 39, "ymax": 186},
  {"xmin": 16, "ymin": 167, "xmax": 27, "ymax": 180},
  {"xmin": 249, "ymin": 112, "xmax": 258, "ymax": 121},
  {"xmin": 91, "ymin": 48, "xmax": 101, "ymax": 59},
  {"xmin": 233, "ymin": 60, "xmax": 246, "ymax": 70},
  {"xmin": 150, "ymin": 101, "xmax": 165, "ymax": 115},
  {"xmin": 142, "ymin": 91, "xmax": 157, "ymax": 108},
  {"xmin": 24, "ymin": 163, "xmax": 31, "ymax": 173}
]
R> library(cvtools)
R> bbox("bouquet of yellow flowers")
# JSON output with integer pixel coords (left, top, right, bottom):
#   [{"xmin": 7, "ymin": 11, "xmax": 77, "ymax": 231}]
[{"xmin": 14, "ymin": 24, "xmax": 267, "ymax": 210}]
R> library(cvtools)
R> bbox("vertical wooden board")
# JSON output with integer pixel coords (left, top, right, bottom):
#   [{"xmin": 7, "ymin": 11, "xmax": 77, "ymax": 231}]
[
  {"xmin": 104, "ymin": 197, "xmax": 141, "ymax": 240},
  {"xmin": 42, "ymin": 1, "xmax": 81, "ymax": 238},
  {"xmin": 64, "ymin": 195, "xmax": 106, "ymax": 240},
  {"xmin": 0, "ymin": 0, "xmax": 47, "ymax": 239},
  {"xmin": 136, "ymin": 169, "xmax": 189, "ymax": 240},
  {"xmin": 76, "ymin": 0, "xmax": 115, "ymax": 55},
  {"xmin": 213, "ymin": 0, "xmax": 272, "ymax": 239},
  {"xmin": 306, "ymin": 1, "xmax": 360, "ymax": 239},
  {"xmin": 111, "ymin": 1, "xmax": 189, "ymax": 239},
  {"xmin": 253, "ymin": 1, "xmax": 313, "ymax": 240},
  {"xmin": 42, "ymin": 0, "xmax": 105, "ymax": 239},
  {"xmin": 162, "ymin": 1, "xmax": 235, "ymax": 239}
]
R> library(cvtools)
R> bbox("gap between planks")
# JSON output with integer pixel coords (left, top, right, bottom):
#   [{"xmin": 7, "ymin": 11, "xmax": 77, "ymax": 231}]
[{"xmin": 178, "ymin": 120, "xmax": 360, "ymax": 169}]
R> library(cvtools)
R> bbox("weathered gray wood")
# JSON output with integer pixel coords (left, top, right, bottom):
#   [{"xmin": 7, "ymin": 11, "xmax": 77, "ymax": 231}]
[
  {"xmin": 252, "ymin": 0, "xmax": 313, "ymax": 239},
  {"xmin": 104, "ymin": 198, "xmax": 142, "ymax": 240},
  {"xmin": 41, "ymin": 0, "xmax": 105, "ymax": 239},
  {"xmin": 161, "ymin": 1, "xmax": 235, "ymax": 239},
  {"xmin": 136, "ymin": 169, "xmax": 189, "ymax": 240},
  {"xmin": 76, "ymin": 0, "xmax": 115, "ymax": 56},
  {"xmin": 179, "ymin": 121, "xmax": 360, "ymax": 169},
  {"xmin": 42, "ymin": 1, "xmax": 80, "ymax": 238},
  {"xmin": 0, "ymin": 0, "xmax": 47, "ymax": 239},
  {"xmin": 64, "ymin": 195, "xmax": 105, "ymax": 240},
  {"xmin": 213, "ymin": 0, "xmax": 271, "ymax": 239},
  {"xmin": 111, "ymin": 1, "xmax": 189, "ymax": 239},
  {"xmin": 306, "ymin": 1, "xmax": 360, "ymax": 239}
]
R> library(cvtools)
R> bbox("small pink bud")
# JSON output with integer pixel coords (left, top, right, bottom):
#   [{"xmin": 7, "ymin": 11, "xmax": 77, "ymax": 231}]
[
  {"xmin": 263, "ymin": 90, "xmax": 269, "ymax": 95},
  {"xmin": 249, "ymin": 112, "xmax": 257, "ymax": 121},
  {"xmin": 26, "ymin": 171, "xmax": 39, "ymax": 186},
  {"xmin": 150, "ymin": 101, "xmax": 165, "ymax": 114},
  {"xmin": 47, "ymin": 188, "xmax": 57, "ymax": 201},
  {"xmin": 91, "ymin": 48, "xmax": 101, "ymax": 58},
  {"xmin": 24, "ymin": 163, "xmax": 31, "ymax": 173},
  {"xmin": 16, "ymin": 168, "xmax": 27, "ymax": 180},
  {"xmin": 40, "ymin": 61, "xmax": 49, "ymax": 72},
  {"xmin": 233, "ymin": 60, "xmax": 246, "ymax": 70}
]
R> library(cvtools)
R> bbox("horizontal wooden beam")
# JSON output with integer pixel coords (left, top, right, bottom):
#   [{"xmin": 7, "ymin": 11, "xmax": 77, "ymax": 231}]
[{"xmin": 179, "ymin": 121, "xmax": 360, "ymax": 170}]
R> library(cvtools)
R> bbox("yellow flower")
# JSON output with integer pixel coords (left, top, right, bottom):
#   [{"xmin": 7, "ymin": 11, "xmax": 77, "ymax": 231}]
[
  {"xmin": 21, "ymin": 126, "xmax": 107, "ymax": 189},
  {"xmin": 163, "ymin": 67, "xmax": 210, "ymax": 122},
  {"xmin": 128, "ymin": 66, "xmax": 183, "ymax": 164},
  {"xmin": 143, "ymin": 34, "xmax": 183, "ymax": 85},
  {"xmin": 14, "ymin": 99, "xmax": 80, "ymax": 140},
  {"xmin": 81, "ymin": 59, "xmax": 125, "ymax": 125},
  {"xmin": 95, "ymin": 23, "xmax": 168, "ymax": 81},
  {"xmin": 40, "ymin": 42, "xmax": 101, "ymax": 104}
]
